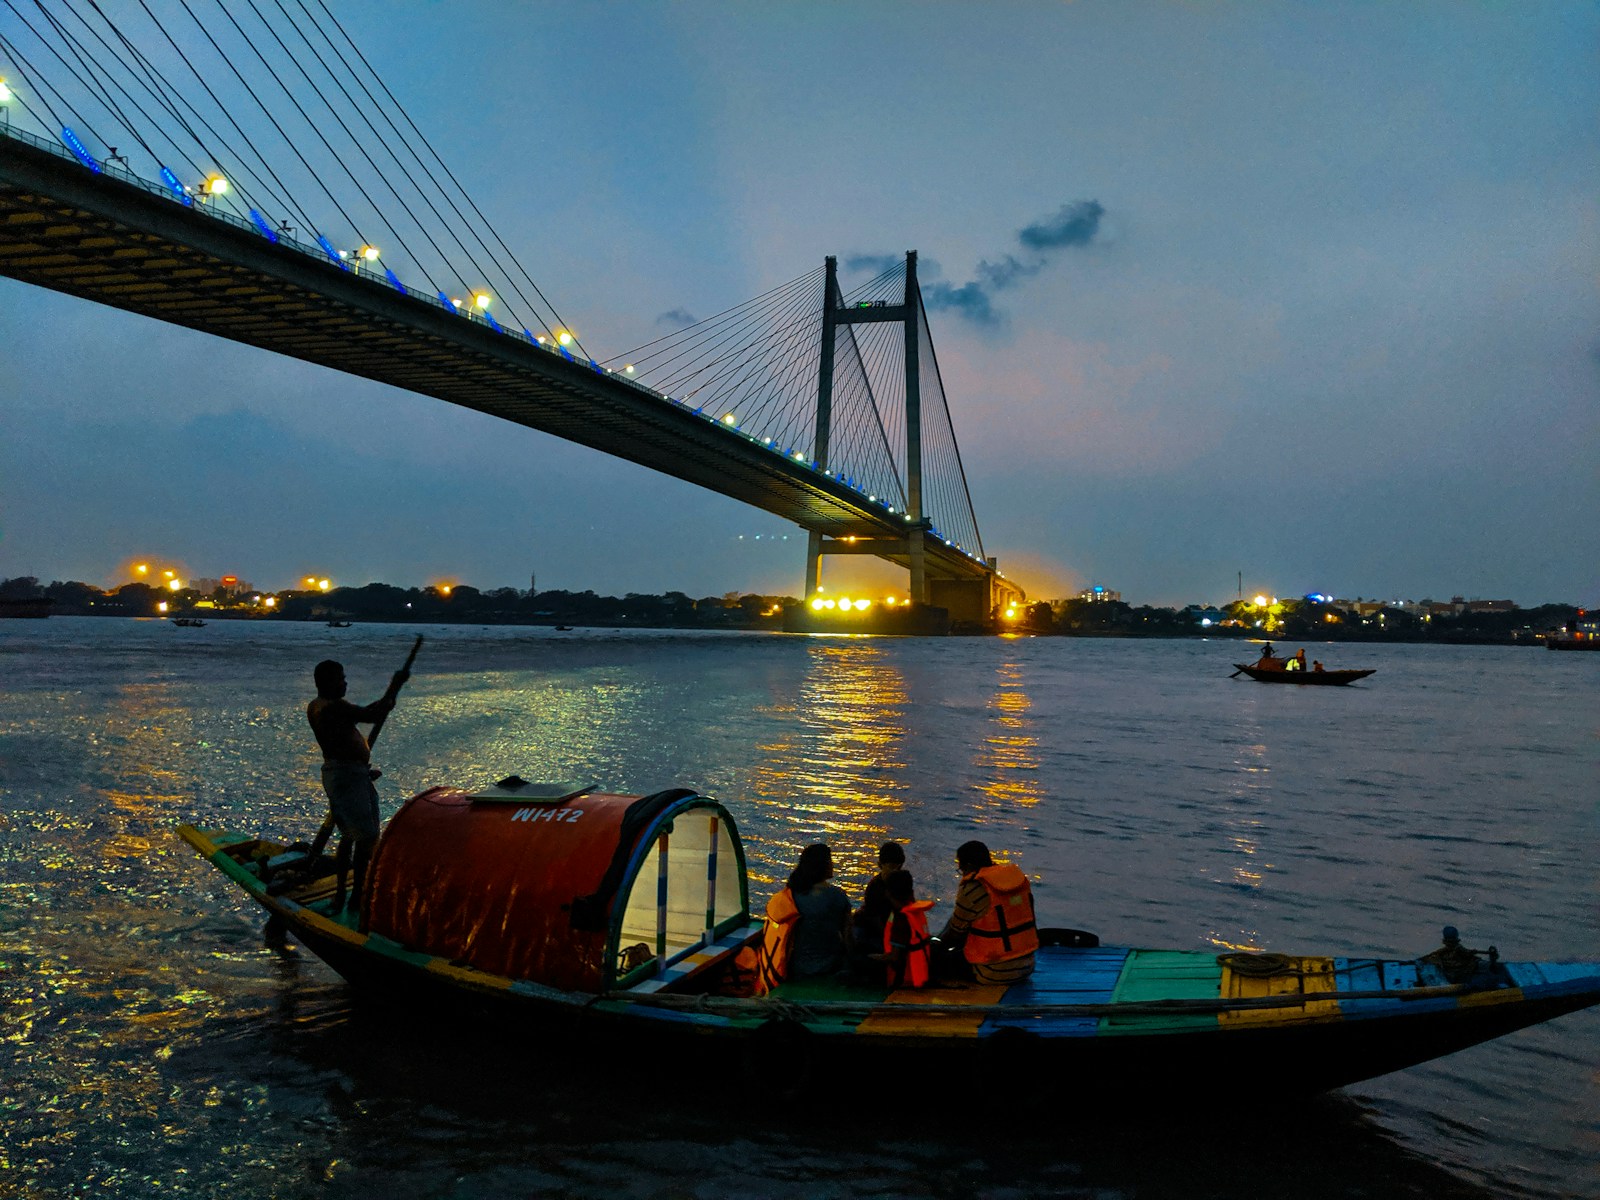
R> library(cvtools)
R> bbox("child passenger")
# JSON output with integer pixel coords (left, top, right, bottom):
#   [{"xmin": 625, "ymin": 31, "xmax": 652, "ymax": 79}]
[{"xmin": 871, "ymin": 870, "xmax": 934, "ymax": 989}]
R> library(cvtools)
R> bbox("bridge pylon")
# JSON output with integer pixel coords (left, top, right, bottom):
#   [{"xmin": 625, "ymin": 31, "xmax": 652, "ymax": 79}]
[{"xmin": 798, "ymin": 251, "xmax": 1019, "ymax": 632}]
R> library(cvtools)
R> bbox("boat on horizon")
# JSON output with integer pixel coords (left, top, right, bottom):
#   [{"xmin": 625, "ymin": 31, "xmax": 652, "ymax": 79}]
[
  {"xmin": 178, "ymin": 781, "xmax": 1599, "ymax": 1100},
  {"xmin": 171, "ymin": 617, "xmax": 206, "ymax": 628}
]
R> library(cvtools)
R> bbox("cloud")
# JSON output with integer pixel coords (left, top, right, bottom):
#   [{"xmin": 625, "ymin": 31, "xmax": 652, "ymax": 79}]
[
  {"xmin": 844, "ymin": 254, "xmax": 903, "ymax": 276},
  {"xmin": 857, "ymin": 199, "xmax": 1105, "ymax": 326},
  {"xmin": 920, "ymin": 281, "xmax": 996, "ymax": 324},
  {"xmin": 1019, "ymin": 201, "xmax": 1105, "ymax": 250},
  {"xmin": 656, "ymin": 308, "xmax": 696, "ymax": 328}
]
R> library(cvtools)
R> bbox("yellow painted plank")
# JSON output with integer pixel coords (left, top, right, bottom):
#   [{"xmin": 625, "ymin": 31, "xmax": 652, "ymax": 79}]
[
  {"xmin": 855, "ymin": 984, "xmax": 1007, "ymax": 1037},
  {"xmin": 1457, "ymin": 987, "xmax": 1525, "ymax": 1009},
  {"xmin": 1220, "ymin": 955, "xmax": 1342, "ymax": 1026}
]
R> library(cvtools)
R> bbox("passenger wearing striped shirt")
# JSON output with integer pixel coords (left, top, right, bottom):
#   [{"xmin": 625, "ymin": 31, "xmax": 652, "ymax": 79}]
[{"xmin": 935, "ymin": 840, "xmax": 1038, "ymax": 985}]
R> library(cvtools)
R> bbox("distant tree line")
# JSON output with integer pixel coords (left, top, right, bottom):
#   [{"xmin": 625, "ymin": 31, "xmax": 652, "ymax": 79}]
[
  {"xmin": 0, "ymin": 575, "xmax": 1581, "ymax": 644},
  {"xmin": 0, "ymin": 575, "xmax": 792, "ymax": 630}
]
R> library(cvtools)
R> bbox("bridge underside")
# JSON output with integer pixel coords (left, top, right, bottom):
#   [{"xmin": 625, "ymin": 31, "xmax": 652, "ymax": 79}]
[{"xmin": 0, "ymin": 136, "xmax": 992, "ymax": 583}]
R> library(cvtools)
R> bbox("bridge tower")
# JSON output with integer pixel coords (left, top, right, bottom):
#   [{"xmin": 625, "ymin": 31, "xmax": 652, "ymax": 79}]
[
  {"xmin": 800, "ymin": 251, "xmax": 1025, "ymax": 630},
  {"xmin": 805, "ymin": 251, "xmax": 933, "ymax": 603}
]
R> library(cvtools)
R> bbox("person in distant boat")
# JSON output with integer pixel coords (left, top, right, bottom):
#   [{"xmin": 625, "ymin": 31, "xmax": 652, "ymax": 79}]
[
  {"xmin": 869, "ymin": 870, "xmax": 933, "ymax": 989},
  {"xmin": 1312, "ymin": 660, "xmax": 1324, "ymax": 673},
  {"xmin": 307, "ymin": 658, "xmax": 408, "ymax": 912},
  {"xmin": 1289, "ymin": 648, "xmax": 1308, "ymax": 671},
  {"xmin": 934, "ymin": 840, "xmax": 1038, "ymax": 985},
  {"xmin": 1254, "ymin": 643, "xmax": 1283, "ymax": 670},
  {"xmin": 851, "ymin": 840, "xmax": 906, "ymax": 955},
  {"xmin": 778, "ymin": 843, "xmax": 854, "ymax": 978}
]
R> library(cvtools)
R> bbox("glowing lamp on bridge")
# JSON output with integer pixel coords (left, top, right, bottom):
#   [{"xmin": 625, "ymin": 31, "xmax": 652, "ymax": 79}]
[
  {"xmin": 134, "ymin": 563, "xmax": 149, "ymax": 576},
  {"xmin": 623, "ymin": 365, "xmax": 636, "ymax": 375},
  {"xmin": 721, "ymin": 414, "xmax": 737, "ymax": 426},
  {"xmin": 1004, "ymin": 606, "xmax": 1019, "ymax": 620},
  {"xmin": 0, "ymin": 79, "xmax": 12, "ymax": 103},
  {"xmin": 557, "ymin": 331, "xmax": 574, "ymax": 347},
  {"xmin": 473, "ymin": 292, "xmax": 492, "ymax": 310},
  {"xmin": 359, "ymin": 245, "xmax": 381, "ymax": 261},
  {"xmin": 201, "ymin": 175, "xmax": 228, "ymax": 197}
]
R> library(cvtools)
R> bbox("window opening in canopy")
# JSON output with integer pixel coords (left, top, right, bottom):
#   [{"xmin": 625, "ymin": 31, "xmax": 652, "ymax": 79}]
[{"xmin": 616, "ymin": 807, "xmax": 744, "ymax": 981}]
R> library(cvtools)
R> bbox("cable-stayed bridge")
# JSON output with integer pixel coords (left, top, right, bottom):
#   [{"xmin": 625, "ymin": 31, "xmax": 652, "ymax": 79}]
[{"xmin": 0, "ymin": 2, "xmax": 1022, "ymax": 625}]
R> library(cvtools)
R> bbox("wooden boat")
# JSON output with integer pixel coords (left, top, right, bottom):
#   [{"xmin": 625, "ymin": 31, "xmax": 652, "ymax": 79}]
[
  {"xmin": 1234, "ymin": 663, "xmax": 1375, "ymax": 685},
  {"xmin": 177, "ymin": 781, "xmax": 1600, "ymax": 1099},
  {"xmin": 327, "ymin": 620, "xmax": 352, "ymax": 628},
  {"xmin": 1546, "ymin": 634, "xmax": 1598, "ymax": 651},
  {"xmin": 171, "ymin": 617, "xmax": 206, "ymax": 627}
]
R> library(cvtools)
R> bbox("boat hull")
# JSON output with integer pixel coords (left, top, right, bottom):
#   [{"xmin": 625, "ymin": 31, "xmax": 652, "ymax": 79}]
[
  {"xmin": 181, "ymin": 824, "xmax": 1600, "ymax": 1099},
  {"xmin": 1234, "ymin": 664, "xmax": 1375, "ymax": 685}
]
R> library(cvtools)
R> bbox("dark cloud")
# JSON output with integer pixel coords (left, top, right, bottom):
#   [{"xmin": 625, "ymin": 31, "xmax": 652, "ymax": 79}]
[
  {"xmin": 656, "ymin": 308, "xmax": 696, "ymax": 328},
  {"xmin": 867, "ymin": 199, "xmax": 1105, "ymax": 325},
  {"xmin": 976, "ymin": 254, "xmax": 1045, "ymax": 291},
  {"xmin": 921, "ymin": 281, "xmax": 997, "ymax": 325},
  {"xmin": 1018, "ymin": 201, "xmax": 1105, "ymax": 250}
]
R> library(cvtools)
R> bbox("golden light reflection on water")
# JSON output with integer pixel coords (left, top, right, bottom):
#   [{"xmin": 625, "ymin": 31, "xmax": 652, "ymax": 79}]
[
  {"xmin": 974, "ymin": 660, "xmax": 1042, "ymax": 808},
  {"xmin": 744, "ymin": 642, "xmax": 909, "ymax": 884}
]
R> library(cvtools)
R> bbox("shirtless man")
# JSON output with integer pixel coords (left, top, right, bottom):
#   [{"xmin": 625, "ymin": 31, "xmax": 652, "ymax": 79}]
[{"xmin": 308, "ymin": 658, "xmax": 408, "ymax": 912}]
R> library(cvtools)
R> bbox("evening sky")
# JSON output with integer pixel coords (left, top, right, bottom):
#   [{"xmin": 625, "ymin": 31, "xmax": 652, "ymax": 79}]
[{"xmin": 1, "ymin": 1, "xmax": 1595, "ymax": 607}]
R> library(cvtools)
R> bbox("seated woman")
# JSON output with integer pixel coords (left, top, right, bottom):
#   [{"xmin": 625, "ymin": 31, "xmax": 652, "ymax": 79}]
[{"xmin": 783, "ymin": 843, "xmax": 853, "ymax": 978}]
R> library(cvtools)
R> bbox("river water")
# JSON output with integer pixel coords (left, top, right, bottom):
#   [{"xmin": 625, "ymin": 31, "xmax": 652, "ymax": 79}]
[{"xmin": 1, "ymin": 617, "xmax": 1595, "ymax": 1199}]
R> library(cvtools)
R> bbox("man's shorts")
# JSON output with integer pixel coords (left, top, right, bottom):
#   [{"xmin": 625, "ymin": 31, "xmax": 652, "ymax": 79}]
[{"xmin": 320, "ymin": 761, "xmax": 381, "ymax": 842}]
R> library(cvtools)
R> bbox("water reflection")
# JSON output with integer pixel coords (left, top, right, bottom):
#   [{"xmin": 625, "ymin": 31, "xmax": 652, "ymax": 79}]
[
  {"xmin": 974, "ymin": 657, "xmax": 1042, "ymax": 808},
  {"xmin": 744, "ymin": 641, "xmax": 909, "ymax": 882}
]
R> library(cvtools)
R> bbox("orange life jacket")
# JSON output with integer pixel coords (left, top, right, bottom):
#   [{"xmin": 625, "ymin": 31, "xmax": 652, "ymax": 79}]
[
  {"xmin": 755, "ymin": 888, "xmax": 800, "ymax": 994},
  {"xmin": 882, "ymin": 899, "xmax": 934, "ymax": 989},
  {"xmin": 962, "ymin": 863, "xmax": 1038, "ymax": 965}
]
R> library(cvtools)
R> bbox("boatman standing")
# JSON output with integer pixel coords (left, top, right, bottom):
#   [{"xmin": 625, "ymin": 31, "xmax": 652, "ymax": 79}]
[
  {"xmin": 934, "ymin": 840, "xmax": 1038, "ymax": 985},
  {"xmin": 307, "ymin": 658, "xmax": 408, "ymax": 912}
]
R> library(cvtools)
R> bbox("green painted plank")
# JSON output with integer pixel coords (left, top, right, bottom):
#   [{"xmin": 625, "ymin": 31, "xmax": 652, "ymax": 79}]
[{"xmin": 1100, "ymin": 949, "xmax": 1224, "ymax": 1035}]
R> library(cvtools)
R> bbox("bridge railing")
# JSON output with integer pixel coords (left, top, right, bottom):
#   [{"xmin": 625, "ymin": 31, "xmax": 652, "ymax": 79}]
[{"xmin": 1, "ymin": 122, "xmax": 988, "ymax": 564}]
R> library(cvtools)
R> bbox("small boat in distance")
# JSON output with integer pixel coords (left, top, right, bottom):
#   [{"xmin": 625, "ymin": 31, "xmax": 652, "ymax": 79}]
[
  {"xmin": 327, "ymin": 620, "xmax": 352, "ymax": 628},
  {"xmin": 177, "ymin": 781, "xmax": 1599, "ymax": 1102},
  {"xmin": 1233, "ymin": 663, "xmax": 1374, "ymax": 685},
  {"xmin": 171, "ymin": 617, "xmax": 206, "ymax": 628}
]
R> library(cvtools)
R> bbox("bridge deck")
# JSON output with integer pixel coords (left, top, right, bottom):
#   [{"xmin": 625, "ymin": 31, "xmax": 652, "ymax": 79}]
[{"xmin": 0, "ymin": 132, "xmax": 991, "ymax": 581}]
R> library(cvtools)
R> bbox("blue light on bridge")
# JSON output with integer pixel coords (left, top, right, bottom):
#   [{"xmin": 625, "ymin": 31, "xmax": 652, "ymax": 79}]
[
  {"xmin": 385, "ymin": 268, "xmax": 406, "ymax": 293},
  {"xmin": 248, "ymin": 210, "xmax": 279, "ymax": 243},
  {"xmin": 318, "ymin": 236, "xmax": 349, "ymax": 269},
  {"xmin": 437, "ymin": 292, "xmax": 453, "ymax": 309},
  {"xmin": 484, "ymin": 310, "xmax": 502, "ymax": 333},
  {"xmin": 61, "ymin": 129, "xmax": 101, "ymax": 173},
  {"xmin": 160, "ymin": 166, "xmax": 194, "ymax": 205}
]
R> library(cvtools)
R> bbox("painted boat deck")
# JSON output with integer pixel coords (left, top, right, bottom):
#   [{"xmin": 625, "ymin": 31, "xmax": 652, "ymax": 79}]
[{"xmin": 181, "ymin": 824, "xmax": 1600, "ymax": 1062}]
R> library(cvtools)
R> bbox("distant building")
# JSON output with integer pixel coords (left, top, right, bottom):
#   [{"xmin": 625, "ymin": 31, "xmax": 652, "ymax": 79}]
[
  {"xmin": 1079, "ymin": 585, "xmax": 1120, "ymax": 603},
  {"xmin": 193, "ymin": 576, "xmax": 250, "ymax": 595}
]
